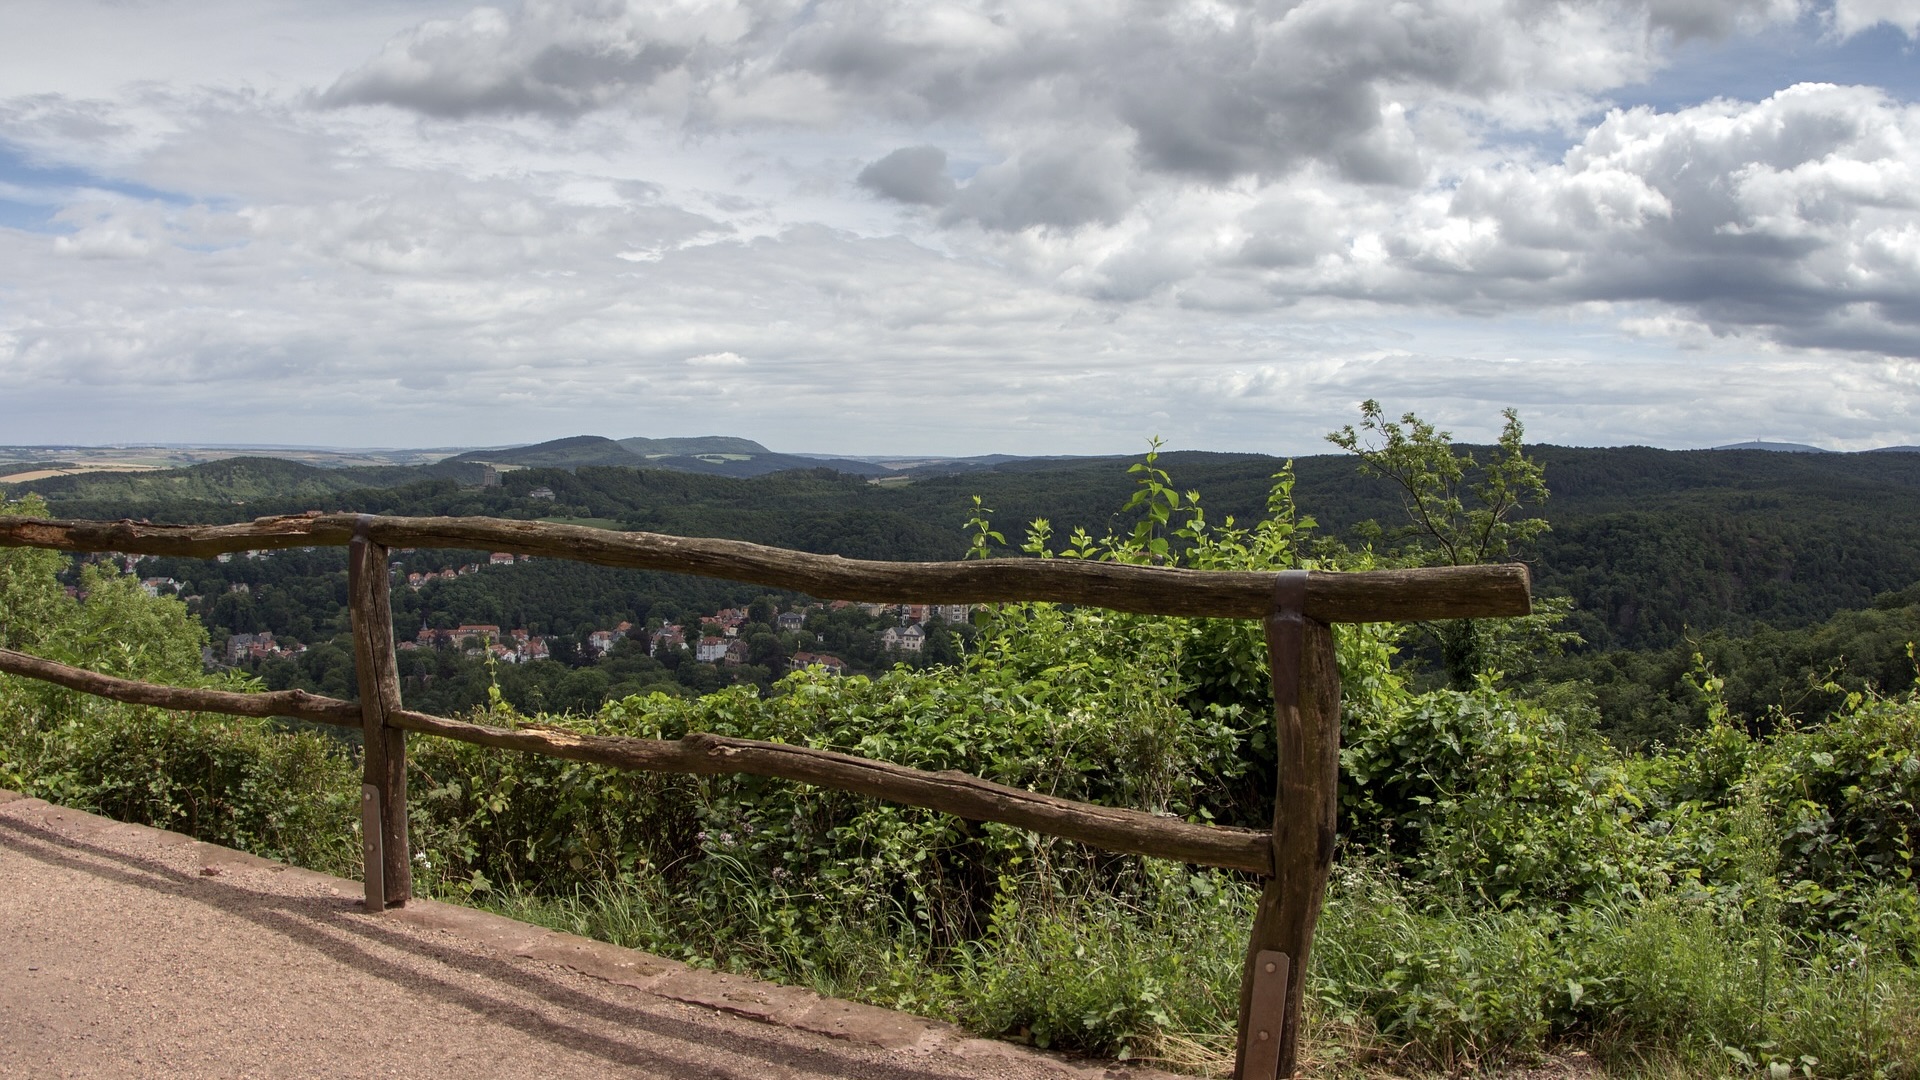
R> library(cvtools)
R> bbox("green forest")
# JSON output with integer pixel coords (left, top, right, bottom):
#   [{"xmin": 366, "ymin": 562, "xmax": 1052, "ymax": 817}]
[
  {"xmin": 3, "ymin": 413, "xmax": 1919, "ymax": 1077},
  {"xmin": 19, "ymin": 430, "xmax": 1920, "ymax": 748}
]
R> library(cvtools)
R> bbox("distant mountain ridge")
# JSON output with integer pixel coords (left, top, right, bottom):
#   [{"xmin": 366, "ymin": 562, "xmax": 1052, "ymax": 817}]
[
  {"xmin": 447, "ymin": 434, "xmax": 895, "ymax": 479},
  {"xmin": 618, "ymin": 436, "xmax": 771, "ymax": 457},
  {"xmin": 1711, "ymin": 441, "xmax": 1833, "ymax": 453},
  {"xmin": 448, "ymin": 435, "xmax": 1034, "ymax": 479}
]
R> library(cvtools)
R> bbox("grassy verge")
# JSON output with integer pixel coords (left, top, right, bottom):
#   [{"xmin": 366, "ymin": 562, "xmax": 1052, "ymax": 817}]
[{"xmin": 467, "ymin": 854, "xmax": 1920, "ymax": 1078}]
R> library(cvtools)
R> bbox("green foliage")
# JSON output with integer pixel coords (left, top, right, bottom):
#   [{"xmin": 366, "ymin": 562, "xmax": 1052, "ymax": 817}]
[
  {"xmin": 0, "ymin": 695, "xmax": 360, "ymax": 873},
  {"xmin": 1556, "ymin": 590, "xmax": 1920, "ymax": 746},
  {"xmin": 1327, "ymin": 402, "xmax": 1559, "ymax": 689},
  {"xmin": 1314, "ymin": 865, "xmax": 1920, "ymax": 1076},
  {"xmin": 4, "ymin": 455, "xmax": 481, "ymax": 506},
  {"xmin": 0, "ymin": 495, "xmax": 359, "ymax": 873},
  {"xmin": 0, "ymin": 495, "xmax": 67, "ymax": 653},
  {"xmin": 1326, "ymin": 402, "xmax": 1548, "ymax": 567},
  {"xmin": 1340, "ymin": 684, "xmax": 1658, "ymax": 907},
  {"xmin": 953, "ymin": 866, "xmax": 1251, "ymax": 1057},
  {"xmin": 964, "ymin": 494, "xmax": 1004, "ymax": 561},
  {"xmin": 1663, "ymin": 676, "xmax": 1920, "ymax": 916},
  {"xmin": 410, "ymin": 614, "xmax": 1248, "ymax": 944}
]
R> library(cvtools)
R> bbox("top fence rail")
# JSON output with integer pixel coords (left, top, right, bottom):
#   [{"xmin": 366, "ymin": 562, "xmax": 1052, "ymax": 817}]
[{"xmin": 0, "ymin": 513, "xmax": 1531, "ymax": 623}]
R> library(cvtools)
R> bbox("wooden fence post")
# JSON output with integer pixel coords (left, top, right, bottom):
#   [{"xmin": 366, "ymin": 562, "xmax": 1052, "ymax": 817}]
[
  {"xmin": 1234, "ymin": 571, "xmax": 1342, "ymax": 1080},
  {"xmin": 347, "ymin": 518, "xmax": 411, "ymax": 908}
]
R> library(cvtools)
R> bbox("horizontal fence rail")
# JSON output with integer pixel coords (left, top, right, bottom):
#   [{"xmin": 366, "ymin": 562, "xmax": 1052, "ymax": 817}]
[
  {"xmin": 0, "ymin": 513, "xmax": 1531, "ymax": 621},
  {"xmin": 0, "ymin": 646, "xmax": 1274, "ymax": 874},
  {"xmin": 0, "ymin": 510, "xmax": 1531, "ymax": 1079}
]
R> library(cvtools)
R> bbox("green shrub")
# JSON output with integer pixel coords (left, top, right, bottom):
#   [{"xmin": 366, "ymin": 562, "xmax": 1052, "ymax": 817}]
[{"xmin": 1, "ymin": 495, "xmax": 359, "ymax": 873}]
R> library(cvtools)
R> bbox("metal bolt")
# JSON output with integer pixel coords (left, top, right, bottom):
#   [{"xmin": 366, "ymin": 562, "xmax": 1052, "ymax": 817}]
[
  {"xmin": 1264, "ymin": 961, "xmax": 1275, "ymax": 973},
  {"xmin": 1257, "ymin": 1030, "xmax": 1269, "ymax": 1041}
]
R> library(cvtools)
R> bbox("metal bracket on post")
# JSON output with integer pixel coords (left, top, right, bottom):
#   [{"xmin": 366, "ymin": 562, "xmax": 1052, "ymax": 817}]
[
  {"xmin": 1236, "ymin": 568, "xmax": 1310, "ymax": 1080},
  {"xmin": 360, "ymin": 784, "xmax": 385, "ymax": 912},
  {"xmin": 1243, "ymin": 949, "xmax": 1293, "ymax": 1067}
]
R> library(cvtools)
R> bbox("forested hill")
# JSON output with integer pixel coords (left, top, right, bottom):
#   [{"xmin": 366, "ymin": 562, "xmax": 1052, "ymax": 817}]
[
  {"xmin": 12, "ymin": 444, "xmax": 1920, "ymax": 652},
  {"xmin": 1523, "ymin": 446, "xmax": 1920, "ymax": 650},
  {"xmin": 6, "ymin": 455, "xmax": 491, "ymax": 503},
  {"xmin": 447, "ymin": 434, "xmax": 895, "ymax": 478}
]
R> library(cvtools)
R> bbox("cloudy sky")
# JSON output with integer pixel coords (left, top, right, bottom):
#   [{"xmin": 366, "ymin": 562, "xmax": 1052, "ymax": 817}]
[{"xmin": 3, "ymin": 0, "xmax": 1919, "ymax": 455}]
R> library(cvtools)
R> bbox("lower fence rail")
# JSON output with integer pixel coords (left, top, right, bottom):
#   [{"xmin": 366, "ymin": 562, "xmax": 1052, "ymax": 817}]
[{"xmin": 0, "ymin": 646, "xmax": 1274, "ymax": 874}]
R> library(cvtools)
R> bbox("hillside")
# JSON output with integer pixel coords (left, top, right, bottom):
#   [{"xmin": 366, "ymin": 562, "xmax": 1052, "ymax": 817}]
[
  {"xmin": 15, "ymin": 442, "xmax": 1920, "ymax": 653},
  {"xmin": 617, "ymin": 435, "xmax": 772, "ymax": 457},
  {"xmin": 449, "ymin": 434, "xmax": 893, "ymax": 478},
  {"xmin": 5, "ymin": 456, "xmax": 486, "ymax": 504}
]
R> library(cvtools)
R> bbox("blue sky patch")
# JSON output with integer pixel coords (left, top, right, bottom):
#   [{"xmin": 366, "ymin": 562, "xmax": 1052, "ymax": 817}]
[
  {"xmin": 1617, "ymin": 17, "xmax": 1917, "ymax": 113},
  {"xmin": 0, "ymin": 140, "xmax": 190, "ymax": 233}
]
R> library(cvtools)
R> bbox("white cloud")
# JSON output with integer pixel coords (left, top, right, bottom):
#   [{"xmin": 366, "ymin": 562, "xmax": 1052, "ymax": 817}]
[
  {"xmin": 322, "ymin": 0, "xmax": 1806, "ymax": 190},
  {"xmin": 1831, "ymin": 0, "xmax": 1920, "ymax": 37},
  {"xmin": 6, "ymin": 0, "xmax": 1920, "ymax": 453},
  {"xmin": 940, "ymin": 82, "xmax": 1920, "ymax": 356}
]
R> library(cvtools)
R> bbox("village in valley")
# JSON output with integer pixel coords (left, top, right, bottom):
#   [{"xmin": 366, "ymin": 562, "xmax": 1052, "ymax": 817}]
[
  {"xmin": 104, "ymin": 538, "xmax": 978, "ymax": 714},
  {"xmin": 394, "ymin": 552, "xmax": 973, "ymax": 679}
]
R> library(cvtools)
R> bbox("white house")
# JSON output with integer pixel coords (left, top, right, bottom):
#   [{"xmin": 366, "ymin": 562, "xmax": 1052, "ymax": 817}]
[{"xmin": 881, "ymin": 623, "xmax": 927, "ymax": 653}]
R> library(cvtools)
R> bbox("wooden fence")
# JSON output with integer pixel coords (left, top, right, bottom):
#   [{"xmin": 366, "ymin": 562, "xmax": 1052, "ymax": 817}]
[{"xmin": 0, "ymin": 512, "xmax": 1529, "ymax": 1079}]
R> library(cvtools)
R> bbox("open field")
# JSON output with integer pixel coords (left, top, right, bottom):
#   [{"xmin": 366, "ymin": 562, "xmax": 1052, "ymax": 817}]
[
  {"xmin": 0, "ymin": 444, "xmax": 471, "ymax": 477},
  {"xmin": 0, "ymin": 463, "xmax": 165, "ymax": 483}
]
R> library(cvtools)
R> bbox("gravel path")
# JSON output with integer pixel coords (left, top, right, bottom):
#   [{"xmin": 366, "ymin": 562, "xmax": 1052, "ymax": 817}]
[{"xmin": 0, "ymin": 790, "xmax": 1159, "ymax": 1080}]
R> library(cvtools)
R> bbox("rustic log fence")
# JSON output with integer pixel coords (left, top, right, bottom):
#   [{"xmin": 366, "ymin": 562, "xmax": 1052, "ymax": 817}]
[{"xmin": 0, "ymin": 512, "xmax": 1529, "ymax": 1079}]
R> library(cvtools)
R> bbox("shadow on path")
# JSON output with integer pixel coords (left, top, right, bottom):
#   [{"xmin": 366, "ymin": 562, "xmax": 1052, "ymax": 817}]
[{"xmin": 0, "ymin": 813, "xmax": 982, "ymax": 1080}]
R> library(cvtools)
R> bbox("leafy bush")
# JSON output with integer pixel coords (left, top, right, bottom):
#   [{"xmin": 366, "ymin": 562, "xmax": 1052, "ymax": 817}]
[
  {"xmin": 1339, "ymin": 683, "xmax": 1671, "ymax": 906},
  {"xmin": 0, "ymin": 495, "xmax": 359, "ymax": 873},
  {"xmin": 407, "ymin": 605, "xmax": 1249, "ymax": 952}
]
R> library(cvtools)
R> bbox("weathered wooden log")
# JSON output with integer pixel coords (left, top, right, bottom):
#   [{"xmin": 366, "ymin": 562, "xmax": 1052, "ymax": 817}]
[
  {"xmin": 1234, "ymin": 611, "xmax": 1343, "ymax": 1079},
  {"xmin": 348, "ymin": 530, "xmax": 411, "ymax": 906},
  {"xmin": 0, "ymin": 514, "xmax": 1532, "ymax": 623},
  {"xmin": 385, "ymin": 709, "xmax": 1276, "ymax": 873},
  {"xmin": 0, "ymin": 649, "xmax": 1276, "ymax": 874},
  {"xmin": 0, "ymin": 647, "xmax": 361, "ymax": 726}
]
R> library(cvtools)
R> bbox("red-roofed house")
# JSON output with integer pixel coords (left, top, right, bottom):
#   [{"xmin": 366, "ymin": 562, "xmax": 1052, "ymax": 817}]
[{"xmin": 789, "ymin": 652, "xmax": 848, "ymax": 675}]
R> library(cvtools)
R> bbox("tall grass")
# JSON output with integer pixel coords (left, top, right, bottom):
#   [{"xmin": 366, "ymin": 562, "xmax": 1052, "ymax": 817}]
[{"xmin": 473, "ymin": 854, "xmax": 1920, "ymax": 1078}]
